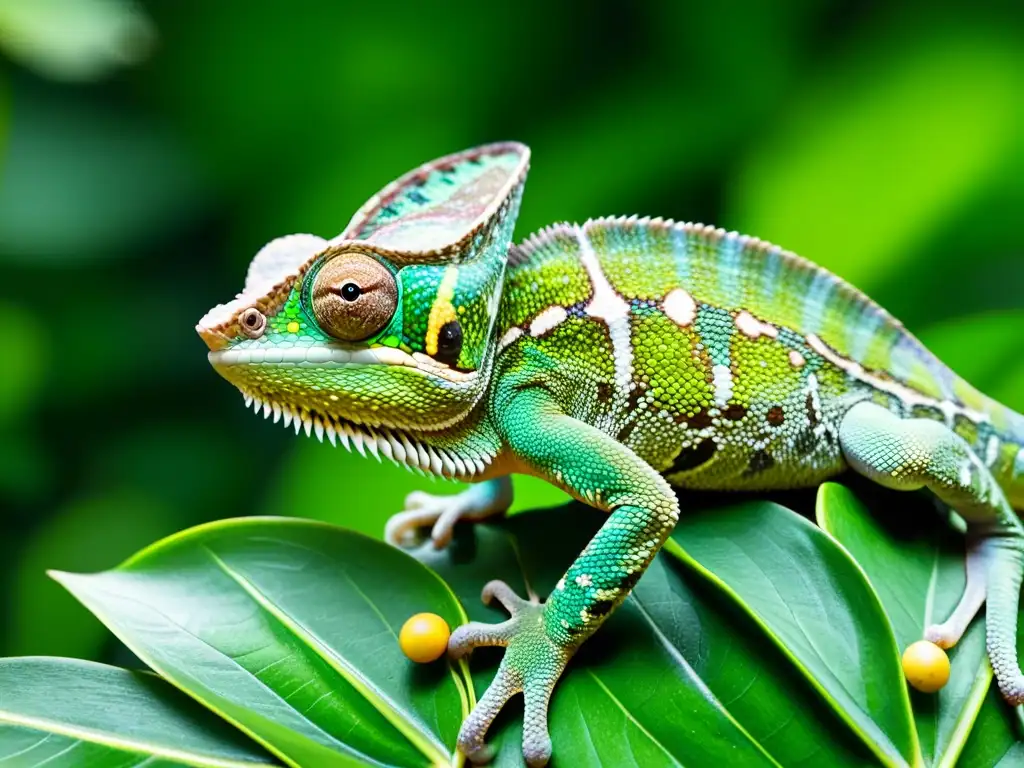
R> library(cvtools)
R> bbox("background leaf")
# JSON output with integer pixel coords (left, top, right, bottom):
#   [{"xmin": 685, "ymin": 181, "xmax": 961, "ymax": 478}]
[{"xmin": 0, "ymin": 656, "xmax": 278, "ymax": 767}]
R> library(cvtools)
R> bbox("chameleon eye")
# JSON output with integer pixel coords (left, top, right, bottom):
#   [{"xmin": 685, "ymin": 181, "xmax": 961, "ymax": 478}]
[
  {"xmin": 435, "ymin": 320, "xmax": 463, "ymax": 367},
  {"xmin": 239, "ymin": 307, "xmax": 266, "ymax": 338},
  {"xmin": 312, "ymin": 251, "xmax": 397, "ymax": 341}
]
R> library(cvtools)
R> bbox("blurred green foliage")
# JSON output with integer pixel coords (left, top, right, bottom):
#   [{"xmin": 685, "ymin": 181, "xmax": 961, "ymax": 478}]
[{"xmin": 1, "ymin": 0, "xmax": 1022, "ymax": 667}]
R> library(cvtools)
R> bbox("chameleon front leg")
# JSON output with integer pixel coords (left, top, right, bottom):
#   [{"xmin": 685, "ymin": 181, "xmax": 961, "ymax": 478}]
[
  {"xmin": 839, "ymin": 401, "xmax": 1024, "ymax": 702},
  {"xmin": 385, "ymin": 477, "xmax": 513, "ymax": 548},
  {"xmin": 449, "ymin": 388, "xmax": 679, "ymax": 766}
]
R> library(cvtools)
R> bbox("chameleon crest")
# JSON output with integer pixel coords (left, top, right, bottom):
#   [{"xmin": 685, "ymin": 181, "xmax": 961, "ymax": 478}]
[{"xmin": 197, "ymin": 143, "xmax": 528, "ymax": 471}]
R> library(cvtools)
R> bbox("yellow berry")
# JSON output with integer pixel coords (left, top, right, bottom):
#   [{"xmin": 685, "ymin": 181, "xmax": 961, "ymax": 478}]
[
  {"xmin": 399, "ymin": 613, "xmax": 450, "ymax": 663},
  {"xmin": 902, "ymin": 640, "xmax": 950, "ymax": 693}
]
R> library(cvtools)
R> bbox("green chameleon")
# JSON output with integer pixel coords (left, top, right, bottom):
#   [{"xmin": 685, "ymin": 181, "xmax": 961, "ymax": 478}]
[{"xmin": 197, "ymin": 143, "xmax": 1024, "ymax": 766}]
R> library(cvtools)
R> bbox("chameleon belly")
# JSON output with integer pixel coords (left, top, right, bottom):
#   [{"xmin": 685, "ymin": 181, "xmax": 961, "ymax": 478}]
[{"xmin": 495, "ymin": 217, "xmax": 1016, "ymax": 492}]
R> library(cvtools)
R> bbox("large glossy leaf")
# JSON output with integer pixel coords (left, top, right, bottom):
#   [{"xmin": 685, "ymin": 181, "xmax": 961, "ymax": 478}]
[
  {"xmin": 664, "ymin": 500, "xmax": 920, "ymax": 767},
  {"xmin": 816, "ymin": 482, "xmax": 988, "ymax": 767},
  {"xmin": 0, "ymin": 657, "xmax": 277, "ymax": 767},
  {"xmin": 52, "ymin": 518, "xmax": 473, "ymax": 768}
]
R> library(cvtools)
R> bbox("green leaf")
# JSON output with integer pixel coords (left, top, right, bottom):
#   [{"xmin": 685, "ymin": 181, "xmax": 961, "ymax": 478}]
[
  {"xmin": 0, "ymin": 656, "xmax": 277, "ymax": 767},
  {"xmin": 53, "ymin": 518, "xmax": 473, "ymax": 768},
  {"xmin": 816, "ymin": 482, "xmax": 989, "ymax": 767},
  {"xmin": 729, "ymin": 26, "xmax": 1024, "ymax": 295},
  {"xmin": 417, "ymin": 503, "xmax": 876, "ymax": 767},
  {"xmin": 665, "ymin": 500, "xmax": 920, "ymax": 767}
]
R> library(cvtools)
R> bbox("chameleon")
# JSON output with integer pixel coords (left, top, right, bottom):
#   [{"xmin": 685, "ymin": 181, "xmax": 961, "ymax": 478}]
[{"xmin": 196, "ymin": 142, "xmax": 1024, "ymax": 767}]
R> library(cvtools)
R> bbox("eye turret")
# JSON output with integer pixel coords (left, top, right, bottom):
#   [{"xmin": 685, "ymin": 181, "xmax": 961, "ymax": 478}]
[{"xmin": 311, "ymin": 251, "xmax": 398, "ymax": 341}]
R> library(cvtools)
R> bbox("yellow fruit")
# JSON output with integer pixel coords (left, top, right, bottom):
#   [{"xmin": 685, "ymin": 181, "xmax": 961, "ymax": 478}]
[
  {"xmin": 902, "ymin": 640, "xmax": 950, "ymax": 693},
  {"xmin": 399, "ymin": 613, "xmax": 450, "ymax": 663}
]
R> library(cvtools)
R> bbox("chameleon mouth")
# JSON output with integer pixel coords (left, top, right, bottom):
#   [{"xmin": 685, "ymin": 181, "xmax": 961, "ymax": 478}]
[
  {"xmin": 208, "ymin": 344, "xmax": 475, "ymax": 383},
  {"xmin": 239, "ymin": 390, "xmax": 492, "ymax": 478}
]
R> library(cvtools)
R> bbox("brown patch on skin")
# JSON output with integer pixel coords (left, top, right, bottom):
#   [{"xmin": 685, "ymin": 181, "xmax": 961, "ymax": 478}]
[
  {"xmin": 767, "ymin": 406, "xmax": 785, "ymax": 426},
  {"xmin": 678, "ymin": 409, "xmax": 713, "ymax": 429},
  {"xmin": 668, "ymin": 439, "xmax": 717, "ymax": 474},
  {"xmin": 723, "ymin": 404, "xmax": 747, "ymax": 421},
  {"xmin": 745, "ymin": 449, "xmax": 775, "ymax": 475},
  {"xmin": 616, "ymin": 419, "xmax": 638, "ymax": 444},
  {"xmin": 625, "ymin": 384, "xmax": 647, "ymax": 413},
  {"xmin": 596, "ymin": 382, "xmax": 613, "ymax": 404},
  {"xmin": 806, "ymin": 392, "xmax": 820, "ymax": 426}
]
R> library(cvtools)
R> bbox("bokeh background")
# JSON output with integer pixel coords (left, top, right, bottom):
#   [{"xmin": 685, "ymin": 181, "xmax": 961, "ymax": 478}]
[{"xmin": 1, "ymin": 0, "xmax": 1022, "ymax": 670}]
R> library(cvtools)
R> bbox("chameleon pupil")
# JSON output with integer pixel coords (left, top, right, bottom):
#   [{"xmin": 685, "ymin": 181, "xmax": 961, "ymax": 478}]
[{"xmin": 341, "ymin": 283, "xmax": 362, "ymax": 301}]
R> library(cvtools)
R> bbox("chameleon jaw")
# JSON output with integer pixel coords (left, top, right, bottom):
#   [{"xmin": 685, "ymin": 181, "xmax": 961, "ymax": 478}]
[{"xmin": 208, "ymin": 344, "xmax": 477, "ymax": 384}]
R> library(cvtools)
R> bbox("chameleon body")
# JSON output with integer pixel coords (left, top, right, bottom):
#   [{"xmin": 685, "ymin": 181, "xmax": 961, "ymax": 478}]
[{"xmin": 197, "ymin": 143, "xmax": 1024, "ymax": 767}]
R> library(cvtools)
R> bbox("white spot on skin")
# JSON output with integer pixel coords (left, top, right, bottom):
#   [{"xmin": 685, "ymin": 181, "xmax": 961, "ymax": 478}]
[
  {"xmin": 530, "ymin": 305, "xmax": 568, "ymax": 337},
  {"xmin": 498, "ymin": 326, "xmax": 523, "ymax": 352},
  {"xmin": 986, "ymin": 435, "xmax": 1000, "ymax": 467},
  {"xmin": 663, "ymin": 288, "xmax": 697, "ymax": 327},
  {"xmin": 555, "ymin": 578, "xmax": 565, "ymax": 591},
  {"xmin": 960, "ymin": 463, "xmax": 973, "ymax": 488},
  {"xmin": 805, "ymin": 334, "xmax": 989, "ymax": 425},
  {"xmin": 575, "ymin": 574, "xmax": 593, "ymax": 587},
  {"xmin": 735, "ymin": 310, "xmax": 778, "ymax": 340},
  {"xmin": 578, "ymin": 224, "xmax": 633, "ymax": 392},
  {"xmin": 788, "ymin": 350, "xmax": 806, "ymax": 368},
  {"xmin": 712, "ymin": 364, "xmax": 733, "ymax": 407}
]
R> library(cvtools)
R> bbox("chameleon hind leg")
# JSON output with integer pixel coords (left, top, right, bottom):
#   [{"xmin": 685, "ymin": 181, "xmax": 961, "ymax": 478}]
[
  {"xmin": 839, "ymin": 400, "xmax": 1024, "ymax": 702},
  {"xmin": 385, "ymin": 477, "xmax": 513, "ymax": 549},
  {"xmin": 449, "ymin": 388, "xmax": 680, "ymax": 766}
]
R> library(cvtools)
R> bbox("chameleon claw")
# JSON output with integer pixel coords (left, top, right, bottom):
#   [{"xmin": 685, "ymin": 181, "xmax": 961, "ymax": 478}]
[
  {"xmin": 448, "ymin": 619, "xmax": 516, "ymax": 658},
  {"xmin": 481, "ymin": 579, "xmax": 533, "ymax": 613}
]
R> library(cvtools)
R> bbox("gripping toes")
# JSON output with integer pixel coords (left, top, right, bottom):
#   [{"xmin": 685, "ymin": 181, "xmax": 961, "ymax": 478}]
[
  {"xmin": 450, "ymin": 580, "xmax": 571, "ymax": 767},
  {"xmin": 384, "ymin": 477, "xmax": 512, "ymax": 549}
]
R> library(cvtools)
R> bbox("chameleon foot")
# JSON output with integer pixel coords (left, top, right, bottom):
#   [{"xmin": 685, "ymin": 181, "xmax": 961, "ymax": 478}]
[
  {"xmin": 450, "ymin": 580, "xmax": 572, "ymax": 767},
  {"xmin": 385, "ymin": 477, "xmax": 513, "ymax": 549}
]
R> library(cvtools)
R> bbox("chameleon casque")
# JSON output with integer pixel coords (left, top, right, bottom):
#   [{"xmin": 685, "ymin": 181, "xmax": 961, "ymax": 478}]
[{"xmin": 197, "ymin": 142, "xmax": 1024, "ymax": 766}]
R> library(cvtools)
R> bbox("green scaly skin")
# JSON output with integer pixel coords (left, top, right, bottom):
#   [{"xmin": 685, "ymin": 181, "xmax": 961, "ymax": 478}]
[{"xmin": 197, "ymin": 143, "xmax": 1024, "ymax": 766}]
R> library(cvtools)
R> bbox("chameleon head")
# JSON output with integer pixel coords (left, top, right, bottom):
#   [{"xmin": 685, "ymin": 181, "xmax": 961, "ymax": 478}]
[{"xmin": 196, "ymin": 143, "xmax": 529, "ymax": 462}]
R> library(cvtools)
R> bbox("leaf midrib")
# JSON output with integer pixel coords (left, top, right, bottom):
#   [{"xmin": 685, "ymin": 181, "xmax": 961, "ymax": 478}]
[
  {"xmin": 0, "ymin": 709, "xmax": 269, "ymax": 768},
  {"xmin": 204, "ymin": 547, "xmax": 450, "ymax": 768}
]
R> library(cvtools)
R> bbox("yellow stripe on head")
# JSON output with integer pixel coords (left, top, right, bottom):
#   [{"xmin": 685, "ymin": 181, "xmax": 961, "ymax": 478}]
[{"xmin": 426, "ymin": 265, "xmax": 460, "ymax": 356}]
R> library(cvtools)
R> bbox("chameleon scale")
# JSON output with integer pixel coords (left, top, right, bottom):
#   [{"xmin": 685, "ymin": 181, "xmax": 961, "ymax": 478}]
[{"xmin": 197, "ymin": 142, "xmax": 1024, "ymax": 767}]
